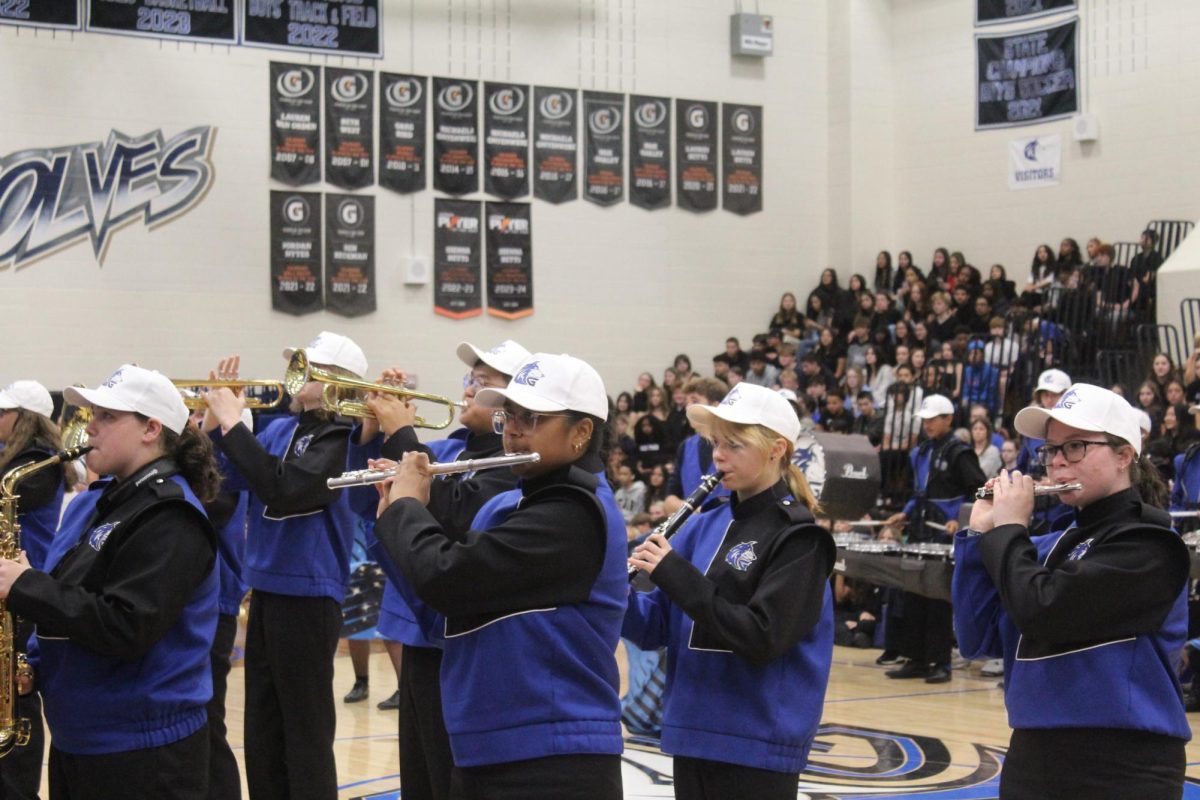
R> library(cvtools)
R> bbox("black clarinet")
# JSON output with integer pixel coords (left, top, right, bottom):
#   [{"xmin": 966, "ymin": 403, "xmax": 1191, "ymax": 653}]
[{"xmin": 628, "ymin": 471, "xmax": 725, "ymax": 582}]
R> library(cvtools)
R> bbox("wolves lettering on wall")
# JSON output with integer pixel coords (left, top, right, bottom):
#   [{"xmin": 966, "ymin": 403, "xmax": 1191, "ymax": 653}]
[
  {"xmin": 721, "ymin": 104, "xmax": 762, "ymax": 215},
  {"xmin": 532, "ymin": 86, "xmax": 578, "ymax": 204},
  {"xmin": 629, "ymin": 95, "xmax": 671, "ymax": 210},
  {"xmin": 433, "ymin": 77, "xmax": 480, "ymax": 196},
  {"xmin": 484, "ymin": 82, "xmax": 531, "ymax": 199},
  {"xmin": 676, "ymin": 99, "xmax": 718, "ymax": 212},
  {"xmin": 270, "ymin": 62, "xmax": 321, "ymax": 185},
  {"xmin": 0, "ymin": 127, "xmax": 214, "ymax": 270},
  {"xmin": 325, "ymin": 68, "xmax": 374, "ymax": 189},
  {"xmin": 324, "ymin": 193, "xmax": 375, "ymax": 316},
  {"xmin": 270, "ymin": 190, "xmax": 323, "ymax": 315},
  {"xmin": 379, "ymin": 73, "xmax": 427, "ymax": 193}
]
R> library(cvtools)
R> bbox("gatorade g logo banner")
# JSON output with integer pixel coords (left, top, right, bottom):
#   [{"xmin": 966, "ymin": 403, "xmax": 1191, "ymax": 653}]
[
  {"xmin": 379, "ymin": 73, "xmax": 427, "ymax": 194},
  {"xmin": 270, "ymin": 62, "xmax": 321, "ymax": 185},
  {"xmin": 676, "ymin": 98, "xmax": 718, "ymax": 212},
  {"xmin": 433, "ymin": 198, "xmax": 483, "ymax": 319},
  {"xmin": 532, "ymin": 87, "xmax": 577, "ymax": 204},
  {"xmin": 722, "ymin": 103, "xmax": 762, "ymax": 215},
  {"xmin": 325, "ymin": 193, "xmax": 375, "ymax": 317},
  {"xmin": 483, "ymin": 82, "xmax": 530, "ymax": 200},
  {"xmin": 433, "ymin": 77, "xmax": 479, "ymax": 196},
  {"xmin": 325, "ymin": 68, "xmax": 374, "ymax": 190},
  {"xmin": 629, "ymin": 95, "xmax": 671, "ymax": 210},
  {"xmin": 270, "ymin": 191, "xmax": 323, "ymax": 316},
  {"xmin": 485, "ymin": 201, "xmax": 533, "ymax": 320},
  {"xmin": 582, "ymin": 91, "xmax": 624, "ymax": 207}
]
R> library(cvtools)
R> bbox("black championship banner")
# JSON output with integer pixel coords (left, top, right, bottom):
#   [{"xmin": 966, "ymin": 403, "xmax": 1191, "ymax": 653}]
[
  {"xmin": 325, "ymin": 194, "xmax": 376, "ymax": 317},
  {"xmin": 976, "ymin": 0, "xmax": 1076, "ymax": 26},
  {"xmin": 722, "ymin": 104, "xmax": 762, "ymax": 215},
  {"xmin": 629, "ymin": 95, "xmax": 671, "ymax": 210},
  {"xmin": 976, "ymin": 18, "xmax": 1078, "ymax": 130},
  {"xmin": 676, "ymin": 99, "xmax": 718, "ymax": 212},
  {"xmin": 486, "ymin": 202, "xmax": 533, "ymax": 320},
  {"xmin": 270, "ymin": 191, "xmax": 323, "ymax": 316},
  {"xmin": 433, "ymin": 77, "xmax": 480, "ymax": 196},
  {"xmin": 379, "ymin": 73, "xmax": 427, "ymax": 193},
  {"xmin": 86, "ymin": 0, "xmax": 235, "ymax": 43},
  {"xmin": 484, "ymin": 83, "xmax": 530, "ymax": 199},
  {"xmin": 270, "ymin": 62, "xmax": 321, "ymax": 186},
  {"xmin": 532, "ymin": 86, "xmax": 577, "ymax": 204},
  {"xmin": 325, "ymin": 68, "xmax": 374, "ymax": 190},
  {"xmin": 243, "ymin": 0, "xmax": 380, "ymax": 57},
  {"xmin": 583, "ymin": 91, "xmax": 624, "ymax": 207},
  {"xmin": 434, "ymin": 199, "xmax": 483, "ymax": 319},
  {"xmin": 0, "ymin": 0, "xmax": 79, "ymax": 29}
]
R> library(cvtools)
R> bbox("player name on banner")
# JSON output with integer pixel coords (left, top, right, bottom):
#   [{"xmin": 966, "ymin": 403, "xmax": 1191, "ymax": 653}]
[
  {"xmin": 379, "ymin": 73, "xmax": 427, "ymax": 194},
  {"xmin": 532, "ymin": 87, "xmax": 578, "ymax": 204},
  {"xmin": 243, "ymin": 0, "xmax": 380, "ymax": 57},
  {"xmin": 629, "ymin": 95, "xmax": 671, "ymax": 210},
  {"xmin": 1008, "ymin": 133, "xmax": 1061, "ymax": 189},
  {"xmin": 486, "ymin": 202, "xmax": 533, "ymax": 320},
  {"xmin": 434, "ymin": 199, "xmax": 483, "ymax": 319},
  {"xmin": 676, "ymin": 99, "xmax": 718, "ymax": 213},
  {"xmin": 484, "ymin": 83, "xmax": 531, "ymax": 199},
  {"xmin": 325, "ymin": 194, "xmax": 375, "ymax": 316},
  {"xmin": 86, "ymin": 0, "xmax": 235, "ymax": 43},
  {"xmin": 325, "ymin": 68, "xmax": 374, "ymax": 190},
  {"xmin": 270, "ymin": 191, "xmax": 323, "ymax": 316},
  {"xmin": 583, "ymin": 91, "xmax": 624, "ymax": 207},
  {"xmin": 722, "ymin": 104, "xmax": 762, "ymax": 215},
  {"xmin": 976, "ymin": 18, "xmax": 1078, "ymax": 130},
  {"xmin": 0, "ymin": 0, "xmax": 79, "ymax": 29},
  {"xmin": 976, "ymin": 0, "xmax": 1076, "ymax": 26},
  {"xmin": 433, "ymin": 77, "xmax": 480, "ymax": 196},
  {"xmin": 270, "ymin": 62, "xmax": 321, "ymax": 186}
]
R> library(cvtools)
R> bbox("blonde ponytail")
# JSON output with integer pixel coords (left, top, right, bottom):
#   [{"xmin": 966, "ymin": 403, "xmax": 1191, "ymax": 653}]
[{"xmin": 783, "ymin": 453, "xmax": 822, "ymax": 516}]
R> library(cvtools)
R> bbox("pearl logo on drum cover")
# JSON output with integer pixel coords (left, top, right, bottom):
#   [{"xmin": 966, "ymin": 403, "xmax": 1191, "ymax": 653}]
[{"xmin": 0, "ymin": 127, "xmax": 215, "ymax": 270}]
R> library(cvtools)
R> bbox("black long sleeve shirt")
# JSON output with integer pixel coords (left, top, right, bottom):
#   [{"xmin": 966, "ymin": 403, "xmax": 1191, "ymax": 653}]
[{"xmin": 3, "ymin": 443, "xmax": 62, "ymax": 513}]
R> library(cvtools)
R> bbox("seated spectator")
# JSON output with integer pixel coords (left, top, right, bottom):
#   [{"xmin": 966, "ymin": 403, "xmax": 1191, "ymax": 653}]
[
  {"xmin": 882, "ymin": 364, "xmax": 923, "ymax": 450},
  {"xmin": 986, "ymin": 264, "xmax": 1016, "ymax": 304},
  {"xmin": 634, "ymin": 414, "xmax": 671, "ymax": 471},
  {"xmin": 768, "ymin": 291, "xmax": 802, "ymax": 334},
  {"xmin": 727, "ymin": 365, "xmax": 745, "ymax": 387},
  {"xmin": 632, "ymin": 371, "xmax": 656, "ymax": 413},
  {"xmin": 820, "ymin": 389, "xmax": 854, "ymax": 434},
  {"xmin": 742, "ymin": 351, "xmax": 780, "ymax": 388},
  {"xmin": 613, "ymin": 463, "xmax": 647, "ymax": 523},
  {"xmin": 613, "ymin": 413, "xmax": 637, "ymax": 465},
  {"xmin": 643, "ymin": 465, "xmax": 669, "ymax": 508},
  {"xmin": 797, "ymin": 352, "xmax": 834, "ymax": 394},
  {"xmin": 927, "ymin": 292, "xmax": 957, "ymax": 347},
  {"xmin": 1000, "ymin": 438, "xmax": 1019, "ymax": 472},
  {"xmin": 672, "ymin": 354, "xmax": 695, "ymax": 384},
  {"xmin": 982, "ymin": 316, "xmax": 1020, "ymax": 370},
  {"xmin": 960, "ymin": 340, "xmax": 1002, "ymax": 417},
  {"xmin": 864, "ymin": 345, "xmax": 895, "ymax": 407},
  {"xmin": 841, "ymin": 366, "xmax": 866, "ymax": 401},
  {"xmin": 969, "ymin": 417, "xmax": 1002, "ymax": 478},
  {"xmin": 1147, "ymin": 352, "xmax": 1183, "ymax": 401},
  {"xmin": 845, "ymin": 317, "xmax": 872, "ymax": 371},
  {"xmin": 711, "ymin": 353, "xmax": 731, "ymax": 383},
  {"xmin": 813, "ymin": 326, "xmax": 847, "ymax": 379},
  {"xmin": 968, "ymin": 295, "xmax": 993, "ymax": 336},
  {"xmin": 717, "ymin": 337, "xmax": 751, "ymax": 373},
  {"xmin": 851, "ymin": 392, "xmax": 884, "ymax": 447}
]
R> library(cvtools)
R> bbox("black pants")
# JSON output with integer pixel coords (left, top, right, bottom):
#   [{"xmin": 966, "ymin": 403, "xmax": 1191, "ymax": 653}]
[
  {"xmin": 244, "ymin": 592, "xmax": 341, "ymax": 800},
  {"xmin": 208, "ymin": 612, "xmax": 241, "ymax": 800},
  {"xmin": 898, "ymin": 592, "xmax": 952, "ymax": 666},
  {"xmin": 673, "ymin": 756, "xmax": 798, "ymax": 800},
  {"xmin": 398, "ymin": 645, "xmax": 454, "ymax": 800},
  {"xmin": 1001, "ymin": 727, "xmax": 1185, "ymax": 799},
  {"xmin": 49, "ymin": 727, "xmax": 208, "ymax": 800},
  {"xmin": 455, "ymin": 754, "xmax": 621, "ymax": 800}
]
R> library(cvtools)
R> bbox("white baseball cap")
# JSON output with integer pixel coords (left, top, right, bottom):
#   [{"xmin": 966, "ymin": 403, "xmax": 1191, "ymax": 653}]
[
  {"xmin": 64, "ymin": 365, "xmax": 189, "ymax": 435},
  {"xmin": 456, "ymin": 339, "xmax": 531, "ymax": 377},
  {"xmin": 1135, "ymin": 409, "xmax": 1153, "ymax": 435},
  {"xmin": 1190, "ymin": 403, "xmax": 1200, "ymax": 415},
  {"xmin": 1015, "ymin": 382, "xmax": 1143, "ymax": 455},
  {"xmin": 283, "ymin": 331, "xmax": 367, "ymax": 378},
  {"xmin": 475, "ymin": 353, "xmax": 609, "ymax": 420},
  {"xmin": 1035, "ymin": 369, "xmax": 1071, "ymax": 395},
  {"xmin": 776, "ymin": 388, "xmax": 799, "ymax": 402},
  {"xmin": 687, "ymin": 383, "xmax": 801, "ymax": 446},
  {"xmin": 0, "ymin": 380, "xmax": 54, "ymax": 418},
  {"xmin": 915, "ymin": 394, "xmax": 955, "ymax": 419}
]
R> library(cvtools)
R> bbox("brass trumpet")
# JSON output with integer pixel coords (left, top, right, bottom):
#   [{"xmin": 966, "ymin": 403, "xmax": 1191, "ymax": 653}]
[
  {"xmin": 285, "ymin": 349, "xmax": 464, "ymax": 429},
  {"xmin": 171, "ymin": 380, "xmax": 287, "ymax": 410}
]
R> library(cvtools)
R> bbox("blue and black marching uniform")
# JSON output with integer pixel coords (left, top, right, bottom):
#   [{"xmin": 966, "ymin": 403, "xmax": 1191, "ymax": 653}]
[
  {"xmin": 954, "ymin": 488, "xmax": 1191, "ymax": 798},
  {"xmin": 374, "ymin": 452, "xmax": 627, "ymax": 800},
  {"xmin": 667, "ymin": 434, "xmax": 731, "ymax": 503},
  {"xmin": 1171, "ymin": 441, "xmax": 1200, "ymax": 534},
  {"xmin": 623, "ymin": 482, "xmax": 835, "ymax": 800},
  {"xmin": 9, "ymin": 459, "xmax": 217, "ymax": 799}
]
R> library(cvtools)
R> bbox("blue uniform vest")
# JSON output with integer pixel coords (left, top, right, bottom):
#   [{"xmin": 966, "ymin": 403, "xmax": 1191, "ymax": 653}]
[
  {"xmin": 1171, "ymin": 445, "xmax": 1200, "ymax": 512},
  {"xmin": 20, "ymin": 485, "xmax": 63, "ymax": 572},
  {"xmin": 678, "ymin": 435, "xmax": 730, "ymax": 502},
  {"xmin": 215, "ymin": 493, "xmax": 248, "ymax": 616},
  {"xmin": 902, "ymin": 438, "xmax": 966, "ymax": 534}
]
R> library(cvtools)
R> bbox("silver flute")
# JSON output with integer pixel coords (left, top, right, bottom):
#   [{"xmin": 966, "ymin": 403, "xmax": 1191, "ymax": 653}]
[
  {"xmin": 975, "ymin": 481, "xmax": 1081, "ymax": 500},
  {"xmin": 327, "ymin": 453, "xmax": 541, "ymax": 489}
]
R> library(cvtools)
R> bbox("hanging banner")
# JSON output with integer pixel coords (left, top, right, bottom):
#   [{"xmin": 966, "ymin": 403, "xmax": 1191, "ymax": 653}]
[
  {"xmin": 976, "ymin": 18, "xmax": 1078, "ymax": 130},
  {"xmin": 434, "ymin": 199, "xmax": 483, "ymax": 319},
  {"xmin": 86, "ymin": 0, "xmax": 235, "ymax": 43},
  {"xmin": 976, "ymin": 0, "xmax": 1076, "ymax": 26},
  {"xmin": 433, "ymin": 77, "xmax": 479, "ymax": 196},
  {"xmin": 270, "ymin": 62, "xmax": 321, "ymax": 186},
  {"xmin": 379, "ymin": 73, "xmax": 427, "ymax": 194},
  {"xmin": 0, "ymin": 0, "xmax": 79, "ymax": 29},
  {"xmin": 532, "ymin": 86, "xmax": 578, "ymax": 204},
  {"xmin": 325, "ymin": 194, "xmax": 375, "ymax": 317},
  {"xmin": 270, "ymin": 191, "xmax": 323, "ymax": 316},
  {"xmin": 486, "ymin": 202, "xmax": 533, "ymax": 320},
  {"xmin": 676, "ymin": 99, "xmax": 718, "ymax": 213},
  {"xmin": 484, "ymin": 83, "xmax": 531, "ymax": 199},
  {"xmin": 325, "ymin": 68, "xmax": 373, "ymax": 190},
  {"xmin": 722, "ymin": 104, "xmax": 763, "ymax": 215},
  {"xmin": 243, "ymin": 0, "xmax": 381, "ymax": 57},
  {"xmin": 629, "ymin": 95, "xmax": 671, "ymax": 210},
  {"xmin": 1008, "ymin": 133, "xmax": 1061, "ymax": 190},
  {"xmin": 583, "ymin": 91, "xmax": 624, "ymax": 207}
]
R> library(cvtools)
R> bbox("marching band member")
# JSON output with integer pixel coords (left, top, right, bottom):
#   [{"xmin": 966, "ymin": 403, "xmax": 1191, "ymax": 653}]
[
  {"xmin": 954, "ymin": 383, "xmax": 1190, "ymax": 798},
  {"xmin": 373, "ymin": 353, "xmax": 627, "ymax": 800},
  {"xmin": 623, "ymin": 382, "xmax": 835, "ymax": 800},
  {"xmin": 0, "ymin": 366, "xmax": 220, "ymax": 799},
  {"xmin": 203, "ymin": 332, "xmax": 365, "ymax": 800}
]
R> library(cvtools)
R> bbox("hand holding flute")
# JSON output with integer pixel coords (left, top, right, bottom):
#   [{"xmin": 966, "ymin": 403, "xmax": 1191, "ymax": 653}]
[{"xmin": 968, "ymin": 469, "xmax": 1046, "ymax": 534}]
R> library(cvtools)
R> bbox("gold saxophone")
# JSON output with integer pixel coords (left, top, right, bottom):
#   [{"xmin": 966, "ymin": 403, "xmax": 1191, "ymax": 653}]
[{"xmin": 0, "ymin": 445, "xmax": 91, "ymax": 757}]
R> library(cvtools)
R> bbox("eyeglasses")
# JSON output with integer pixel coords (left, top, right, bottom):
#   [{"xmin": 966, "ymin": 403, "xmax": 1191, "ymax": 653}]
[
  {"xmin": 463, "ymin": 372, "xmax": 506, "ymax": 391},
  {"xmin": 1035, "ymin": 439, "xmax": 1113, "ymax": 466},
  {"xmin": 492, "ymin": 409, "xmax": 571, "ymax": 434}
]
